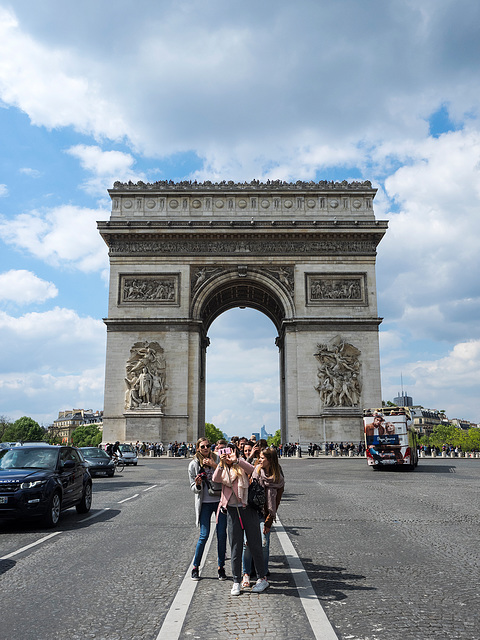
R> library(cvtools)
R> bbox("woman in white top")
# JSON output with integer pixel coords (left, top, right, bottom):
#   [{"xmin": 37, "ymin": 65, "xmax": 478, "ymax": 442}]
[{"xmin": 188, "ymin": 437, "xmax": 227, "ymax": 581}]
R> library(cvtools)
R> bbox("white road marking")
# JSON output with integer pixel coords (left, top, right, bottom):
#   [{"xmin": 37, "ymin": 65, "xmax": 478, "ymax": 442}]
[
  {"xmin": 155, "ymin": 517, "xmax": 216, "ymax": 640},
  {"xmin": 118, "ymin": 493, "xmax": 139, "ymax": 503},
  {"xmin": 275, "ymin": 516, "xmax": 339, "ymax": 640},
  {"xmin": 79, "ymin": 507, "xmax": 111, "ymax": 523},
  {"xmin": 143, "ymin": 485, "xmax": 158, "ymax": 491},
  {"xmin": 0, "ymin": 532, "xmax": 62, "ymax": 560}
]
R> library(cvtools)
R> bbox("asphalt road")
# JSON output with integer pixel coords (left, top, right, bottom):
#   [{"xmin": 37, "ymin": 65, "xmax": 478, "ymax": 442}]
[{"xmin": 0, "ymin": 456, "xmax": 478, "ymax": 640}]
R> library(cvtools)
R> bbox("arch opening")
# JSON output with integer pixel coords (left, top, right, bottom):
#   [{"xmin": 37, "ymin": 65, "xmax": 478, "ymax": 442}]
[{"xmin": 205, "ymin": 307, "xmax": 281, "ymax": 439}]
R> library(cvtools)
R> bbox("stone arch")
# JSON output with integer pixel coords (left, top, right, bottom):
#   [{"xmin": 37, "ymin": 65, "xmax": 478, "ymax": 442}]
[
  {"xmin": 99, "ymin": 180, "xmax": 386, "ymax": 446},
  {"xmin": 191, "ymin": 268, "xmax": 295, "ymax": 332}
]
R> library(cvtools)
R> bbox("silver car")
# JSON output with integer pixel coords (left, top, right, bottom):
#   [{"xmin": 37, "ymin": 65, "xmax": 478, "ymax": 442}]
[{"xmin": 118, "ymin": 444, "xmax": 138, "ymax": 465}]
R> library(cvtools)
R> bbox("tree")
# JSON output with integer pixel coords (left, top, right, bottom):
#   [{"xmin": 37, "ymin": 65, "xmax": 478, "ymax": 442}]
[
  {"xmin": 71, "ymin": 424, "xmax": 103, "ymax": 447},
  {"xmin": 0, "ymin": 415, "xmax": 13, "ymax": 441},
  {"xmin": 205, "ymin": 422, "xmax": 225, "ymax": 444},
  {"xmin": 267, "ymin": 429, "xmax": 281, "ymax": 447},
  {"xmin": 2, "ymin": 416, "xmax": 45, "ymax": 442},
  {"xmin": 429, "ymin": 423, "xmax": 457, "ymax": 448}
]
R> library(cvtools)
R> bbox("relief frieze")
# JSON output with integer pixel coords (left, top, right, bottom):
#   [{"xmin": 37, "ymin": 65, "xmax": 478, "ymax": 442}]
[
  {"xmin": 306, "ymin": 273, "xmax": 367, "ymax": 305},
  {"xmin": 119, "ymin": 274, "xmax": 179, "ymax": 305},
  {"xmin": 110, "ymin": 238, "xmax": 377, "ymax": 256}
]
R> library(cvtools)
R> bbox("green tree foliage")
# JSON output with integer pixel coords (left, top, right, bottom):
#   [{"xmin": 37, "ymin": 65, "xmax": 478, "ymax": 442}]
[
  {"xmin": 2, "ymin": 416, "xmax": 46, "ymax": 442},
  {"xmin": 421, "ymin": 424, "xmax": 480, "ymax": 452},
  {"xmin": 71, "ymin": 424, "xmax": 102, "ymax": 447},
  {"xmin": 267, "ymin": 429, "xmax": 281, "ymax": 447},
  {"xmin": 205, "ymin": 423, "xmax": 226, "ymax": 444},
  {"xmin": 429, "ymin": 424, "xmax": 458, "ymax": 448},
  {"xmin": 0, "ymin": 415, "xmax": 13, "ymax": 441}
]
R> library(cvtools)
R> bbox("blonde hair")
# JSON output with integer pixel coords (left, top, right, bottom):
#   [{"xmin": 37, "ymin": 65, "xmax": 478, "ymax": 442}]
[{"xmin": 217, "ymin": 443, "xmax": 244, "ymax": 478}]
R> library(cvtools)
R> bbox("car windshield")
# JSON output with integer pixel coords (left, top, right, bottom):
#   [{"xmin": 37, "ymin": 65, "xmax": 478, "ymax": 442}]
[
  {"xmin": 119, "ymin": 445, "xmax": 135, "ymax": 453},
  {"xmin": 0, "ymin": 448, "xmax": 58, "ymax": 471},
  {"xmin": 83, "ymin": 448, "xmax": 109, "ymax": 459}
]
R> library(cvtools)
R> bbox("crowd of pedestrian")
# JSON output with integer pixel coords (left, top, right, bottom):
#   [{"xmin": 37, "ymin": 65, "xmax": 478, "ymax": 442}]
[{"xmin": 188, "ymin": 434, "xmax": 285, "ymax": 597}]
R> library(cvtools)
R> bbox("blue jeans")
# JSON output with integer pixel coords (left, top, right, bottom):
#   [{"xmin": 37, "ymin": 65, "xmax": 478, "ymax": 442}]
[
  {"xmin": 242, "ymin": 516, "xmax": 270, "ymax": 575},
  {"xmin": 193, "ymin": 501, "xmax": 227, "ymax": 568}
]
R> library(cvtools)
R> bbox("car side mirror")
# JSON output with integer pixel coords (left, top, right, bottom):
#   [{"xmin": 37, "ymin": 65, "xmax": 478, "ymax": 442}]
[{"xmin": 62, "ymin": 460, "xmax": 76, "ymax": 470}]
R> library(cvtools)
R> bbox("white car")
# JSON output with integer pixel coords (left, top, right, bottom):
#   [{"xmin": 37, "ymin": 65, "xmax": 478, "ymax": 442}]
[{"xmin": 118, "ymin": 444, "xmax": 138, "ymax": 465}]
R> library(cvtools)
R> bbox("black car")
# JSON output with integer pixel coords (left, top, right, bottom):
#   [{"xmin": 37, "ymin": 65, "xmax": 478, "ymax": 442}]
[
  {"xmin": 80, "ymin": 447, "xmax": 115, "ymax": 477},
  {"xmin": 0, "ymin": 444, "xmax": 92, "ymax": 527}
]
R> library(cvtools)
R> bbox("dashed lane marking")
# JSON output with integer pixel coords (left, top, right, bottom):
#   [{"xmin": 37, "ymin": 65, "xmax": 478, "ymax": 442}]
[
  {"xmin": 0, "ymin": 532, "xmax": 62, "ymax": 560},
  {"xmin": 118, "ymin": 493, "xmax": 140, "ymax": 503}
]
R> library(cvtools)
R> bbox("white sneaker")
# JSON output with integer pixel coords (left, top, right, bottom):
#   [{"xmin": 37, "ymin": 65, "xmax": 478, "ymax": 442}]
[
  {"xmin": 230, "ymin": 582, "xmax": 241, "ymax": 596},
  {"xmin": 251, "ymin": 578, "xmax": 269, "ymax": 593}
]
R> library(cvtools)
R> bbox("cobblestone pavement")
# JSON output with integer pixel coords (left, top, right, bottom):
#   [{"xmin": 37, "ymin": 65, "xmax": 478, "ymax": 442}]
[{"xmin": 1, "ymin": 456, "xmax": 479, "ymax": 639}]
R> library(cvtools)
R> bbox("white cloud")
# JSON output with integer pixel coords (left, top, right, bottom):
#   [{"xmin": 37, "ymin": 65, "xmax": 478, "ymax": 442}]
[
  {"xmin": 66, "ymin": 145, "xmax": 146, "ymax": 195},
  {"xmin": 382, "ymin": 339, "xmax": 480, "ymax": 421},
  {"xmin": 0, "ymin": 7, "xmax": 127, "ymax": 141},
  {"xmin": 1, "ymin": 2, "xmax": 480, "ymax": 177},
  {"xmin": 0, "ymin": 269, "xmax": 58, "ymax": 304},
  {"xmin": 0, "ymin": 307, "xmax": 106, "ymax": 424},
  {"xmin": 19, "ymin": 167, "xmax": 42, "ymax": 178},
  {"xmin": 0, "ymin": 204, "xmax": 109, "ymax": 273},
  {"xmin": 377, "ymin": 129, "xmax": 480, "ymax": 342},
  {"xmin": 0, "ymin": 184, "xmax": 7, "ymax": 197}
]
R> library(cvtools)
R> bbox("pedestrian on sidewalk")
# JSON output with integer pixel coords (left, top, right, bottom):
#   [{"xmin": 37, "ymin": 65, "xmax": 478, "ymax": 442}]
[
  {"xmin": 213, "ymin": 444, "xmax": 269, "ymax": 596},
  {"xmin": 188, "ymin": 437, "xmax": 227, "ymax": 582}
]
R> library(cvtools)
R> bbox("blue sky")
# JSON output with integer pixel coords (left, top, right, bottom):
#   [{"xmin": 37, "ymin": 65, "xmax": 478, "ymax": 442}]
[{"xmin": 0, "ymin": 0, "xmax": 479, "ymax": 434}]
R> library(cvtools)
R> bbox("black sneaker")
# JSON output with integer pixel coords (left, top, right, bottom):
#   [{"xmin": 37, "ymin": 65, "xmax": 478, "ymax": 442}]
[
  {"xmin": 191, "ymin": 567, "xmax": 200, "ymax": 581},
  {"xmin": 218, "ymin": 567, "xmax": 227, "ymax": 581}
]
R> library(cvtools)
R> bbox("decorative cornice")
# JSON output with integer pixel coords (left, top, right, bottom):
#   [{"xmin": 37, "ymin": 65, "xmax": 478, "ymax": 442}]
[{"xmin": 109, "ymin": 179, "xmax": 375, "ymax": 193}]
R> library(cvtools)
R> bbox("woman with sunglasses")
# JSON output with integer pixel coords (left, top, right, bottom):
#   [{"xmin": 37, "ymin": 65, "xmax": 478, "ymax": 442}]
[{"xmin": 188, "ymin": 437, "xmax": 227, "ymax": 581}]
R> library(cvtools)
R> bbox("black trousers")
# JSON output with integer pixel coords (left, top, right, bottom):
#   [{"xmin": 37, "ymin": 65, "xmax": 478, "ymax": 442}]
[{"xmin": 227, "ymin": 505, "xmax": 265, "ymax": 583}]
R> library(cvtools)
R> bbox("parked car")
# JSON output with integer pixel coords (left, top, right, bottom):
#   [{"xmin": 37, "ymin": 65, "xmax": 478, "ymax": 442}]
[
  {"xmin": 80, "ymin": 447, "xmax": 115, "ymax": 477},
  {"xmin": 118, "ymin": 443, "xmax": 138, "ymax": 465},
  {"xmin": 0, "ymin": 444, "xmax": 92, "ymax": 527}
]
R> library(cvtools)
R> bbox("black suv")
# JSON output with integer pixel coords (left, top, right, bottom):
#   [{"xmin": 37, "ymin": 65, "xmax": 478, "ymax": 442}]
[{"xmin": 0, "ymin": 444, "xmax": 92, "ymax": 527}]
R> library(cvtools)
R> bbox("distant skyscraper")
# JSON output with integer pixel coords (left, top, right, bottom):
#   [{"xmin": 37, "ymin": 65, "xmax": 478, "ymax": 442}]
[
  {"xmin": 393, "ymin": 391, "xmax": 413, "ymax": 407},
  {"xmin": 260, "ymin": 424, "xmax": 272, "ymax": 440}
]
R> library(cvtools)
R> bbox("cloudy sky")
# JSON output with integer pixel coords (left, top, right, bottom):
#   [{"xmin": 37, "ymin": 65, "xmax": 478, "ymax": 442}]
[{"xmin": 0, "ymin": 0, "xmax": 479, "ymax": 436}]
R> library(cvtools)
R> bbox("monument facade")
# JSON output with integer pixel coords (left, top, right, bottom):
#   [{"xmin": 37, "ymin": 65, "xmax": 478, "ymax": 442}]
[{"xmin": 98, "ymin": 180, "xmax": 387, "ymax": 444}]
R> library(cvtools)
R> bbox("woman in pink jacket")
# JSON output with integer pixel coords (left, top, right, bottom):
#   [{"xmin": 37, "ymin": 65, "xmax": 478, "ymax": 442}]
[{"xmin": 212, "ymin": 444, "xmax": 269, "ymax": 596}]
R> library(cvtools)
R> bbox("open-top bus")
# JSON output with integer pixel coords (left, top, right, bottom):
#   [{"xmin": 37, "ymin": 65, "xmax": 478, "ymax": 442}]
[{"xmin": 363, "ymin": 407, "xmax": 419, "ymax": 470}]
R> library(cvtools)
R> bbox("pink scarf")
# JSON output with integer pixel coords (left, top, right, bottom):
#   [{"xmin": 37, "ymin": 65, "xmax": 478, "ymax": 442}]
[
  {"xmin": 219, "ymin": 464, "xmax": 249, "ymax": 506},
  {"xmin": 256, "ymin": 468, "xmax": 285, "ymax": 517}
]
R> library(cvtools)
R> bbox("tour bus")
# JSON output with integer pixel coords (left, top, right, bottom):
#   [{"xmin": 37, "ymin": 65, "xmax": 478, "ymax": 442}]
[{"xmin": 363, "ymin": 407, "xmax": 419, "ymax": 470}]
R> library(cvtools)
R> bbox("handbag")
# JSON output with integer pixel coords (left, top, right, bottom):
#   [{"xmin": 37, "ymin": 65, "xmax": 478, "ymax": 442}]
[
  {"xmin": 200, "ymin": 465, "xmax": 221, "ymax": 497},
  {"xmin": 247, "ymin": 478, "xmax": 266, "ymax": 512}
]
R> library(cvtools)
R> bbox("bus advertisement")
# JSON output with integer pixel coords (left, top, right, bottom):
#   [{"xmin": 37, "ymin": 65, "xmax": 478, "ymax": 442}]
[{"xmin": 363, "ymin": 407, "xmax": 419, "ymax": 470}]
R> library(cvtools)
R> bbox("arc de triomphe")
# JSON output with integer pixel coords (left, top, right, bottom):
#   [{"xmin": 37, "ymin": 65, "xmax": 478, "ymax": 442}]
[{"xmin": 98, "ymin": 180, "xmax": 387, "ymax": 445}]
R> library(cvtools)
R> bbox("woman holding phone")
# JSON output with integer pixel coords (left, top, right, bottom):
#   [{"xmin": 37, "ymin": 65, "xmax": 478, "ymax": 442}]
[
  {"xmin": 212, "ymin": 444, "xmax": 269, "ymax": 596},
  {"xmin": 242, "ymin": 447, "xmax": 284, "ymax": 586},
  {"xmin": 188, "ymin": 437, "xmax": 227, "ymax": 581}
]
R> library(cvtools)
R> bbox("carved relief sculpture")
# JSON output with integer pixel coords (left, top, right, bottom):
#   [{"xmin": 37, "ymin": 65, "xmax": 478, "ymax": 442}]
[
  {"xmin": 307, "ymin": 274, "xmax": 366, "ymax": 305},
  {"xmin": 314, "ymin": 336, "xmax": 362, "ymax": 408},
  {"xmin": 120, "ymin": 275, "xmax": 178, "ymax": 304},
  {"xmin": 125, "ymin": 341, "xmax": 167, "ymax": 411}
]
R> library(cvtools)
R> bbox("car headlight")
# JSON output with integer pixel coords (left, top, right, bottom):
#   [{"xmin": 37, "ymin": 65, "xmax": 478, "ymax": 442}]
[{"xmin": 21, "ymin": 480, "xmax": 47, "ymax": 489}]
